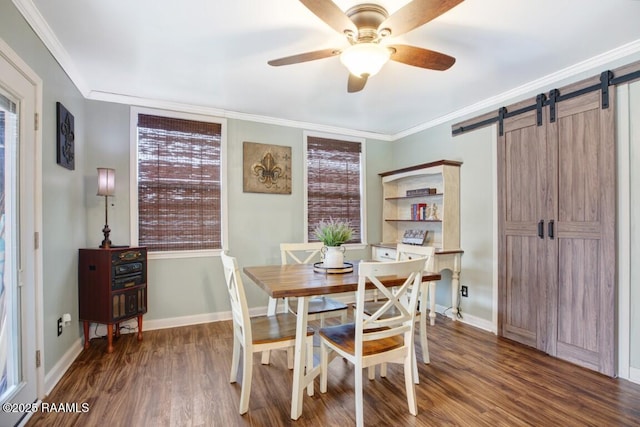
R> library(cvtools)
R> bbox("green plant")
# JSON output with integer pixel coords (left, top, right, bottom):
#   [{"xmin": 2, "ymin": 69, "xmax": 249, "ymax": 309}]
[{"xmin": 314, "ymin": 218, "xmax": 354, "ymax": 246}]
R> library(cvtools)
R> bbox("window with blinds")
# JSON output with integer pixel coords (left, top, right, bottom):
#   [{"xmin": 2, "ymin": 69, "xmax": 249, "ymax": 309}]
[
  {"xmin": 136, "ymin": 113, "xmax": 222, "ymax": 252},
  {"xmin": 306, "ymin": 136, "xmax": 362, "ymax": 243}
]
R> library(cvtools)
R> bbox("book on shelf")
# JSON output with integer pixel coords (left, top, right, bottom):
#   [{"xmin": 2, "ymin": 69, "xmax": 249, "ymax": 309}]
[
  {"xmin": 410, "ymin": 203, "xmax": 429, "ymax": 220},
  {"xmin": 406, "ymin": 187, "xmax": 437, "ymax": 196}
]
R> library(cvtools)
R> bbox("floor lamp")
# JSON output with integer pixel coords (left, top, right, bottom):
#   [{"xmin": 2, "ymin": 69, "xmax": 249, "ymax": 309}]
[{"xmin": 97, "ymin": 167, "xmax": 115, "ymax": 248}]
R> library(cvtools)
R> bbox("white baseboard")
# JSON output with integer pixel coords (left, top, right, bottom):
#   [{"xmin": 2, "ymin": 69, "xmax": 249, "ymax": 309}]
[
  {"xmin": 87, "ymin": 310, "xmax": 238, "ymax": 338},
  {"xmin": 44, "ymin": 338, "xmax": 84, "ymax": 395},
  {"xmin": 436, "ymin": 304, "xmax": 497, "ymax": 333},
  {"xmin": 629, "ymin": 367, "xmax": 640, "ymax": 385}
]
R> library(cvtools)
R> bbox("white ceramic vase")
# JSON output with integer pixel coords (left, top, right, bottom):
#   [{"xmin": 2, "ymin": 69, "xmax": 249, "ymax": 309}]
[{"xmin": 322, "ymin": 245, "xmax": 345, "ymax": 268}]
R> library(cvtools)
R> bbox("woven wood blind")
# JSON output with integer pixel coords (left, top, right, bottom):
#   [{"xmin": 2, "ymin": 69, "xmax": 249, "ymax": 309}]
[
  {"xmin": 307, "ymin": 136, "xmax": 362, "ymax": 243},
  {"xmin": 137, "ymin": 114, "xmax": 222, "ymax": 251}
]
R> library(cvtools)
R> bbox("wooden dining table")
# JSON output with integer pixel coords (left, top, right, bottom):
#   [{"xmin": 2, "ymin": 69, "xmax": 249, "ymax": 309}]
[{"xmin": 243, "ymin": 260, "xmax": 442, "ymax": 420}]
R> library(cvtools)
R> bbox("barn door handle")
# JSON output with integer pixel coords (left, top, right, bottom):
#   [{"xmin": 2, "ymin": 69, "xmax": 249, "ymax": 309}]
[
  {"xmin": 548, "ymin": 220, "xmax": 555, "ymax": 239},
  {"xmin": 538, "ymin": 220, "xmax": 544, "ymax": 239}
]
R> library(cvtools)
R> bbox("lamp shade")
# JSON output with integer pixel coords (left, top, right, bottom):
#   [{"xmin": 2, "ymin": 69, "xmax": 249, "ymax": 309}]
[
  {"xmin": 97, "ymin": 167, "xmax": 115, "ymax": 196},
  {"xmin": 340, "ymin": 43, "xmax": 391, "ymax": 78}
]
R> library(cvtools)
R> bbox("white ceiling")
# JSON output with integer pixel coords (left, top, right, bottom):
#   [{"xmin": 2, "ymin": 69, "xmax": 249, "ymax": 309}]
[{"xmin": 16, "ymin": 0, "xmax": 640, "ymax": 138}]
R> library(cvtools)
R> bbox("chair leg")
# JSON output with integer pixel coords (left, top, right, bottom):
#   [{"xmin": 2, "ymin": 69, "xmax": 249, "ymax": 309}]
[
  {"xmin": 380, "ymin": 362, "xmax": 387, "ymax": 378},
  {"xmin": 239, "ymin": 349, "xmax": 253, "ymax": 415},
  {"xmin": 412, "ymin": 346, "xmax": 419, "ymax": 385},
  {"xmin": 355, "ymin": 363, "xmax": 364, "ymax": 427},
  {"xmin": 419, "ymin": 313, "xmax": 430, "ymax": 364},
  {"xmin": 306, "ymin": 337, "xmax": 314, "ymax": 396},
  {"xmin": 230, "ymin": 336, "xmax": 241, "ymax": 383},
  {"xmin": 404, "ymin": 352, "xmax": 418, "ymax": 416},
  {"xmin": 287, "ymin": 347, "xmax": 294, "ymax": 369},
  {"xmin": 320, "ymin": 342, "xmax": 329, "ymax": 393}
]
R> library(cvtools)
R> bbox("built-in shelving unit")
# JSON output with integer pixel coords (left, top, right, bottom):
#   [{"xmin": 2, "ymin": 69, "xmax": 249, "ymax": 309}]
[
  {"xmin": 379, "ymin": 160, "xmax": 461, "ymax": 249},
  {"xmin": 372, "ymin": 160, "xmax": 464, "ymax": 323}
]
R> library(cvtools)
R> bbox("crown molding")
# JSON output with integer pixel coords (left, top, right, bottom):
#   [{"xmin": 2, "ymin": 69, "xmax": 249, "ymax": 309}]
[
  {"xmin": 86, "ymin": 89, "xmax": 394, "ymax": 141},
  {"xmin": 392, "ymin": 38, "xmax": 640, "ymax": 140},
  {"xmin": 12, "ymin": 0, "xmax": 90, "ymax": 95}
]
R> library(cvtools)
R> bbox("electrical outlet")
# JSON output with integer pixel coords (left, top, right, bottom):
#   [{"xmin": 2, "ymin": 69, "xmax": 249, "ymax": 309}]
[
  {"xmin": 461, "ymin": 285, "xmax": 468, "ymax": 297},
  {"xmin": 57, "ymin": 318, "xmax": 63, "ymax": 336}
]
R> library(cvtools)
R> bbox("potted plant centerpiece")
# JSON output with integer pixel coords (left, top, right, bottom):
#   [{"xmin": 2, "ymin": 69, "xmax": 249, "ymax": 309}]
[{"xmin": 314, "ymin": 218, "xmax": 354, "ymax": 268}]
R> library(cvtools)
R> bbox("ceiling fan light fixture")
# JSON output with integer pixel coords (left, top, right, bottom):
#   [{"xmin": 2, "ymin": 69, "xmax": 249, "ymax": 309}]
[{"xmin": 340, "ymin": 43, "xmax": 391, "ymax": 78}]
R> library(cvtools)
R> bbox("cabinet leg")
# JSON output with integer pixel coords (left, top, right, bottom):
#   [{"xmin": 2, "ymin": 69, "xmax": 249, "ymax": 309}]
[
  {"xmin": 115, "ymin": 323, "xmax": 121, "ymax": 338},
  {"xmin": 451, "ymin": 270, "xmax": 460, "ymax": 321},
  {"xmin": 83, "ymin": 321, "xmax": 90, "ymax": 349},
  {"xmin": 429, "ymin": 281, "xmax": 437, "ymax": 326},
  {"xmin": 106, "ymin": 324, "xmax": 114, "ymax": 354},
  {"xmin": 137, "ymin": 315, "xmax": 143, "ymax": 341}
]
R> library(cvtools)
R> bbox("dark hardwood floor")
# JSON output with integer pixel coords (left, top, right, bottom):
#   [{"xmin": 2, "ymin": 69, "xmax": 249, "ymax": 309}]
[{"xmin": 25, "ymin": 314, "xmax": 640, "ymax": 427}]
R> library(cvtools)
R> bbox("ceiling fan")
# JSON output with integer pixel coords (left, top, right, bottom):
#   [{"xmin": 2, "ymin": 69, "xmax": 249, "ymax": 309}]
[{"xmin": 268, "ymin": 0, "xmax": 464, "ymax": 93}]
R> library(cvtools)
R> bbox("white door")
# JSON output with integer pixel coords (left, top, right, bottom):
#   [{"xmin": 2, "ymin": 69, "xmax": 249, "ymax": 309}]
[{"xmin": 0, "ymin": 41, "xmax": 42, "ymax": 427}]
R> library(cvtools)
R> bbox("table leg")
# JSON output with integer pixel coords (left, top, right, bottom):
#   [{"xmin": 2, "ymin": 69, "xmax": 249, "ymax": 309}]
[{"xmin": 291, "ymin": 296, "xmax": 310, "ymax": 420}]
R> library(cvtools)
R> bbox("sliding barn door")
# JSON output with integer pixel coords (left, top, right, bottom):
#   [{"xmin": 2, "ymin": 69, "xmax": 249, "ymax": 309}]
[
  {"xmin": 498, "ymin": 76, "xmax": 616, "ymax": 376},
  {"xmin": 547, "ymin": 88, "xmax": 616, "ymax": 376},
  {"xmin": 498, "ymin": 107, "xmax": 552, "ymax": 351}
]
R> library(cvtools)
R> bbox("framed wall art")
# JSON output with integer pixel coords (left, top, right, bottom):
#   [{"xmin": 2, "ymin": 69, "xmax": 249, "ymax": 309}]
[
  {"xmin": 56, "ymin": 102, "xmax": 75, "ymax": 170},
  {"xmin": 243, "ymin": 141, "xmax": 291, "ymax": 194}
]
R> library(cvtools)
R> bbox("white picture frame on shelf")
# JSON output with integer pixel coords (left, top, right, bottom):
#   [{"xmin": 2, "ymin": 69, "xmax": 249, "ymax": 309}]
[{"xmin": 402, "ymin": 229, "xmax": 427, "ymax": 245}]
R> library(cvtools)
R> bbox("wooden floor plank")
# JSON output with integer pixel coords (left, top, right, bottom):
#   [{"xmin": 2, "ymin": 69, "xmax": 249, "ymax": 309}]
[{"xmin": 25, "ymin": 315, "xmax": 640, "ymax": 426}]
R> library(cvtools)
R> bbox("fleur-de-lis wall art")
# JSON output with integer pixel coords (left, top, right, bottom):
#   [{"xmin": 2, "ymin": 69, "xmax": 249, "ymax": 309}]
[
  {"xmin": 56, "ymin": 102, "xmax": 75, "ymax": 170},
  {"xmin": 243, "ymin": 141, "xmax": 291, "ymax": 194}
]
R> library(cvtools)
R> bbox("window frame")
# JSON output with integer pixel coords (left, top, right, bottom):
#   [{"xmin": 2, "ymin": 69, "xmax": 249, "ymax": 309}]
[
  {"xmin": 303, "ymin": 130, "xmax": 367, "ymax": 248},
  {"xmin": 130, "ymin": 106, "xmax": 228, "ymax": 259}
]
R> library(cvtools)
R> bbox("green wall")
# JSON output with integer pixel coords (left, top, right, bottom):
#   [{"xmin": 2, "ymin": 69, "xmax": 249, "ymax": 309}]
[{"xmin": 1, "ymin": 2, "xmax": 88, "ymax": 373}]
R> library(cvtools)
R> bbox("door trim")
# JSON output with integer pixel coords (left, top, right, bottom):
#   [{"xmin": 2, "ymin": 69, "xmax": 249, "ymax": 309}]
[{"xmin": 0, "ymin": 36, "xmax": 44, "ymax": 400}]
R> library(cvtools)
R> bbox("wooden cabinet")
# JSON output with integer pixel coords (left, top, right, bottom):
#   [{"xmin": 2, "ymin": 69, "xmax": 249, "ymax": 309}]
[
  {"xmin": 372, "ymin": 160, "xmax": 463, "ymax": 323},
  {"xmin": 78, "ymin": 247, "xmax": 147, "ymax": 353}
]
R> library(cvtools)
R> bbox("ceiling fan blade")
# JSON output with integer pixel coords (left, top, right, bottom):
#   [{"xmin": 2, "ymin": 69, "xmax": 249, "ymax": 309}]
[
  {"xmin": 268, "ymin": 48, "xmax": 340, "ymax": 66},
  {"xmin": 378, "ymin": 0, "xmax": 464, "ymax": 37},
  {"xmin": 299, "ymin": 0, "xmax": 357, "ymax": 35},
  {"xmin": 388, "ymin": 44, "xmax": 455, "ymax": 70},
  {"xmin": 347, "ymin": 73, "xmax": 368, "ymax": 93}
]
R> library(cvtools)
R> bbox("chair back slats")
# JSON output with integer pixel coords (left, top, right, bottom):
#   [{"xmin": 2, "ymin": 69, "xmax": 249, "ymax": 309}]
[
  {"xmin": 395, "ymin": 243, "xmax": 435, "ymax": 271},
  {"xmin": 221, "ymin": 252, "xmax": 252, "ymax": 345},
  {"xmin": 354, "ymin": 259, "xmax": 425, "ymax": 353},
  {"xmin": 280, "ymin": 242, "xmax": 323, "ymax": 265}
]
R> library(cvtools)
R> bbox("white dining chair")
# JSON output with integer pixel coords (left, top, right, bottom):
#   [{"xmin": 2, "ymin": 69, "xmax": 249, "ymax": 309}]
[
  {"xmin": 280, "ymin": 242, "xmax": 349, "ymax": 324},
  {"xmin": 362, "ymin": 243, "xmax": 435, "ymax": 368},
  {"xmin": 220, "ymin": 252, "xmax": 314, "ymax": 415},
  {"xmin": 319, "ymin": 258, "xmax": 426, "ymax": 427},
  {"xmin": 263, "ymin": 242, "xmax": 349, "ymax": 365}
]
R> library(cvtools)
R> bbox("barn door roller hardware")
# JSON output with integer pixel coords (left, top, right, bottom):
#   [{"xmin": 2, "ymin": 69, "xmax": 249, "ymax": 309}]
[{"xmin": 452, "ymin": 67, "xmax": 640, "ymax": 137}]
